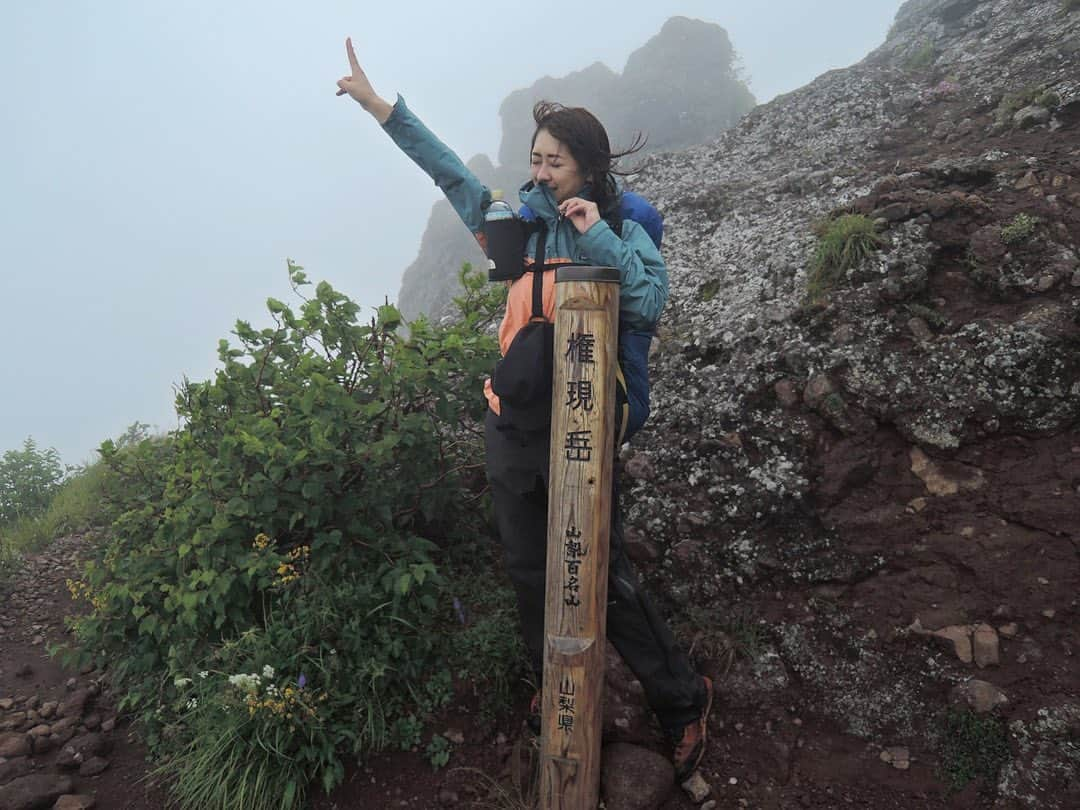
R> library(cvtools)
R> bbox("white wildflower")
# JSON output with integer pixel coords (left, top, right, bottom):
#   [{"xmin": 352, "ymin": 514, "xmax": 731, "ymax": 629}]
[
  {"xmin": 174, "ymin": 677, "xmax": 193, "ymax": 688},
  {"xmin": 227, "ymin": 673, "xmax": 262, "ymax": 692}
]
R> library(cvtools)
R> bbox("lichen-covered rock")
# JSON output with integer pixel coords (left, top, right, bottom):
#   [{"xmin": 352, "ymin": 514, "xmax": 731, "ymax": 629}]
[
  {"xmin": 1014, "ymin": 105, "xmax": 1052, "ymax": 129},
  {"xmin": 998, "ymin": 704, "xmax": 1080, "ymax": 807}
]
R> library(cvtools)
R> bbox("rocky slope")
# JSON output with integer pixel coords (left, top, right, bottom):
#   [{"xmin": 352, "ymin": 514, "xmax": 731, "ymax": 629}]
[
  {"xmin": 8, "ymin": 3, "xmax": 1074, "ymax": 809},
  {"xmin": 618, "ymin": 0, "xmax": 1078, "ymax": 806},
  {"xmin": 396, "ymin": 16, "xmax": 755, "ymax": 323},
  {"xmin": 397, "ymin": 0, "xmax": 1079, "ymax": 805}
]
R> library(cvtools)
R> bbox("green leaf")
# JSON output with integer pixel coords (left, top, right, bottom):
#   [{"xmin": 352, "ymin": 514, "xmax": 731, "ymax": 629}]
[{"xmin": 138, "ymin": 615, "xmax": 159, "ymax": 636}]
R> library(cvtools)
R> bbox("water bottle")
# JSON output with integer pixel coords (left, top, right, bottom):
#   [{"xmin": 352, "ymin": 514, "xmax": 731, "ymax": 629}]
[
  {"xmin": 485, "ymin": 190, "xmax": 515, "ymax": 222},
  {"xmin": 484, "ymin": 190, "xmax": 526, "ymax": 282}
]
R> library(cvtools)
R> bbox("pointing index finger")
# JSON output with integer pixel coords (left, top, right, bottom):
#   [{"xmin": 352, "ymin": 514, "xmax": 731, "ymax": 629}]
[{"xmin": 346, "ymin": 37, "xmax": 361, "ymax": 71}]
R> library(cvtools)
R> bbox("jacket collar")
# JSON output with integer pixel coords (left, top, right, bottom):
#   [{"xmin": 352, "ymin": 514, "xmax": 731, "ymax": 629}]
[{"xmin": 519, "ymin": 181, "xmax": 595, "ymax": 223}]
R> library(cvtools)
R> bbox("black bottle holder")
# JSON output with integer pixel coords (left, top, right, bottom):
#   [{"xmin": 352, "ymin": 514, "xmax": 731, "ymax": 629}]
[{"xmin": 484, "ymin": 217, "xmax": 527, "ymax": 282}]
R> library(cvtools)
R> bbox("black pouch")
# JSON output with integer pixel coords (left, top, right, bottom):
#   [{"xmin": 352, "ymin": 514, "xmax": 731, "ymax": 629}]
[
  {"xmin": 491, "ymin": 221, "xmax": 554, "ymax": 432},
  {"xmin": 492, "ymin": 320, "xmax": 554, "ymax": 432},
  {"xmin": 485, "ymin": 216, "xmax": 528, "ymax": 282}
]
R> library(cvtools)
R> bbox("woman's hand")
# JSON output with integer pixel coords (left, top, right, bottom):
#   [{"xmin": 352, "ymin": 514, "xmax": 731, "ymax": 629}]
[
  {"xmin": 558, "ymin": 197, "xmax": 601, "ymax": 234},
  {"xmin": 336, "ymin": 37, "xmax": 393, "ymax": 124}
]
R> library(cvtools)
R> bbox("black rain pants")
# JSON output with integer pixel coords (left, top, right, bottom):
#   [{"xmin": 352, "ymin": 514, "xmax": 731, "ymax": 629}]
[{"xmin": 484, "ymin": 409, "xmax": 706, "ymax": 733}]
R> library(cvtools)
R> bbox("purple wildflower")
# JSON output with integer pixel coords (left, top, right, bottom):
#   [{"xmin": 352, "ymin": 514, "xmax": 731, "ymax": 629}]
[
  {"xmin": 453, "ymin": 597, "xmax": 467, "ymax": 625},
  {"xmin": 298, "ymin": 673, "xmax": 307, "ymax": 689}
]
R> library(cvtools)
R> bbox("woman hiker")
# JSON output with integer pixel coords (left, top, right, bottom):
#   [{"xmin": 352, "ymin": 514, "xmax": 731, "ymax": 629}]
[{"xmin": 335, "ymin": 37, "xmax": 712, "ymax": 780}]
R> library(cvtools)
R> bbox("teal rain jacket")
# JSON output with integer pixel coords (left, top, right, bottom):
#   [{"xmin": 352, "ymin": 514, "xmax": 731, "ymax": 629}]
[{"xmin": 382, "ymin": 95, "xmax": 668, "ymax": 437}]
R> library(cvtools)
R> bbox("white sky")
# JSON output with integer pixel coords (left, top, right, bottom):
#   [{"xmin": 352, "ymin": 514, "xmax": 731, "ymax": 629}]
[{"xmin": 1, "ymin": 0, "xmax": 904, "ymax": 466}]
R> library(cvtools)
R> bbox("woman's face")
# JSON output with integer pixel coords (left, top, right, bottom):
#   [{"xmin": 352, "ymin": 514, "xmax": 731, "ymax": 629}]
[{"xmin": 531, "ymin": 129, "xmax": 586, "ymax": 203}]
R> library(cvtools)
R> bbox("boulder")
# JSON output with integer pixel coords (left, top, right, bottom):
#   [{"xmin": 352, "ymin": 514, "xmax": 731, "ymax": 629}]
[
  {"xmin": 0, "ymin": 774, "xmax": 73, "ymax": 810},
  {"xmin": 933, "ymin": 625, "xmax": 974, "ymax": 664},
  {"xmin": 0, "ymin": 732, "xmax": 31, "ymax": 758},
  {"xmin": 0, "ymin": 756, "xmax": 33, "ymax": 787},
  {"xmin": 680, "ymin": 770, "xmax": 712, "ymax": 802},
  {"xmin": 77, "ymin": 757, "xmax": 110, "ymax": 778},
  {"xmin": 972, "ymin": 623, "xmax": 1000, "ymax": 668},
  {"xmin": 54, "ymin": 796, "xmax": 97, "ymax": 810},
  {"xmin": 600, "ymin": 743, "xmax": 674, "ymax": 810},
  {"xmin": 951, "ymin": 680, "xmax": 1008, "ymax": 713},
  {"xmin": 1013, "ymin": 105, "xmax": 1051, "ymax": 129},
  {"xmin": 57, "ymin": 690, "xmax": 90, "ymax": 721}
]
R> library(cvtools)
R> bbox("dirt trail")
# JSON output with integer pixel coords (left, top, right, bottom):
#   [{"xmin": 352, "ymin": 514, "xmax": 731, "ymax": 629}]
[{"xmin": 0, "ymin": 534, "xmax": 169, "ymax": 809}]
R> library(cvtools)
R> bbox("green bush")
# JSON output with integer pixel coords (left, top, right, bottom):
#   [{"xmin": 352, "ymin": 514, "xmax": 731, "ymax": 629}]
[
  {"xmin": 805, "ymin": 214, "xmax": 884, "ymax": 302},
  {"xmin": 1001, "ymin": 213, "xmax": 1038, "ymax": 245},
  {"xmin": 995, "ymin": 85, "xmax": 1044, "ymax": 126},
  {"xmin": 0, "ymin": 438, "xmax": 65, "ymax": 526},
  {"xmin": 906, "ymin": 39, "xmax": 935, "ymax": 71},
  {"xmin": 0, "ymin": 442, "xmax": 116, "ymax": 586},
  {"xmin": 425, "ymin": 734, "xmax": 453, "ymax": 771},
  {"xmin": 451, "ymin": 572, "xmax": 529, "ymax": 728},
  {"xmin": 1035, "ymin": 89, "xmax": 1061, "ymax": 109},
  {"xmin": 65, "ymin": 262, "xmax": 511, "ymax": 808},
  {"xmin": 1, "ymin": 462, "xmax": 103, "ymax": 552},
  {"xmin": 937, "ymin": 709, "xmax": 1011, "ymax": 791}
]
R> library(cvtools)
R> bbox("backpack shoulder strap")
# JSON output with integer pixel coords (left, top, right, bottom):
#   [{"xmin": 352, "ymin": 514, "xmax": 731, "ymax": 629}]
[{"xmin": 530, "ymin": 220, "xmax": 548, "ymax": 321}]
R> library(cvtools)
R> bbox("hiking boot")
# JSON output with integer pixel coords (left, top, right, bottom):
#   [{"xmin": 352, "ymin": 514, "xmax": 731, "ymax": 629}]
[
  {"xmin": 671, "ymin": 676, "xmax": 714, "ymax": 781},
  {"xmin": 525, "ymin": 689, "xmax": 542, "ymax": 736}
]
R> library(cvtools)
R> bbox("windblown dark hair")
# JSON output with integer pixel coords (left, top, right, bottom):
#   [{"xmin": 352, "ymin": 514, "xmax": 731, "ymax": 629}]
[{"xmin": 531, "ymin": 101, "xmax": 646, "ymax": 220}]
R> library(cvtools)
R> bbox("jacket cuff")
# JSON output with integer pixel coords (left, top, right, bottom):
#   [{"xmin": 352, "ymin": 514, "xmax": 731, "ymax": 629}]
[{"xmin": 381, "ymin": 94, "xmax": 408, "ymax": 132}]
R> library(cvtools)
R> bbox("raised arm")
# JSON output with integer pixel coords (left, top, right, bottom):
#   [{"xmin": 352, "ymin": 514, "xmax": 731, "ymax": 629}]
[
  {"xmin": 336, "ymin": 37, "xmax": 393, "ymax": 124},
  {"xmin": 335, "ymin": 38, "xmax": 491, "ymax": 235}
]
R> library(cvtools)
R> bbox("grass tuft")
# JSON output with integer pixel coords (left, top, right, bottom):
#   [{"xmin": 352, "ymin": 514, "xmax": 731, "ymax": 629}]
[
  {"xmin": 806, "ymin": 214, "xmax": 884, "ymax": 302},
  {"xmin": 906, "ymin": 39, "xmax": 935, "ymax": 71},
  {"xmin": 154, "ymin": 723, "xmax": 306, "ymax": 810},
  {"xmin": 698, "ymin": 279, "xmax": 722, "ymax": 303},
  {"xmin": 1000, "ymin": 213, "xmax": 1038, "ymax": 245}
]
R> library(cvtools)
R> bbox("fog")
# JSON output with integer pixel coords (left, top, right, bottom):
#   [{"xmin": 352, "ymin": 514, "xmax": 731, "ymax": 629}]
[{"xmin": 1, "ymin": 0, "xmax": 904, "ymax": 465}]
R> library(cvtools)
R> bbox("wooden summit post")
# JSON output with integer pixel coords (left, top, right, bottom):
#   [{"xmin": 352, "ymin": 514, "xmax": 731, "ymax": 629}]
[{"xmin": 540, "ymin": 266, "xmax": 620, "ymax": 810}]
